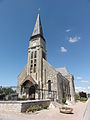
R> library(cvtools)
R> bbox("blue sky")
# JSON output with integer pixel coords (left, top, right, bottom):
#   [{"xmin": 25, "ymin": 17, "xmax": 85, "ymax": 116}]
[{"xmin": 0, "ymin": 0, "xmax": 90, "ymax": 92}]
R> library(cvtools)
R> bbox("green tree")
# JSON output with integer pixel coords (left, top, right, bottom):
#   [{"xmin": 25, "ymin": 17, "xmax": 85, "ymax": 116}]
[
  {"xmin": 75, "ymin": 93, "xmax": 80, "ymax": 101},
  {"xmin": 0, "ymin": 87, "xmax": 16, "ymax": 95}
]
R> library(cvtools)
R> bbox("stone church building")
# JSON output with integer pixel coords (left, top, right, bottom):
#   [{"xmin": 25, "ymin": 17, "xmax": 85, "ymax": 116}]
[{"xmin": 17, "ymin": 13, "xmax": 75, "ymax": 103}]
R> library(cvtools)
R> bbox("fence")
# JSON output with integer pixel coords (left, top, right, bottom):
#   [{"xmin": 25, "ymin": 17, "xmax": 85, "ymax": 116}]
[
  {"xmin": 36, "ymin": 88, "xmax": 57, "ymax": 101},
  {"xmin": 0, "ymin": 86, "xmax": 57, "ymax": 101}
]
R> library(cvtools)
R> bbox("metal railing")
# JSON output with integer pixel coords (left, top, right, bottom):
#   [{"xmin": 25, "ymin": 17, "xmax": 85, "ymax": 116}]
[{"xmin": 0, "ymin": 86, "xmax": 57, "ymax": 101}]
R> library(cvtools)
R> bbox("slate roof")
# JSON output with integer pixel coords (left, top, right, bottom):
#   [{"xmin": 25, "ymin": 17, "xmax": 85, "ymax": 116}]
[
  {"xmin": 32, "ymin": 13, "xmax": 43, "ymax": 37},
  {"xmin": 56, "ymin": 67, "xmax": 69, "ymax": 76}
]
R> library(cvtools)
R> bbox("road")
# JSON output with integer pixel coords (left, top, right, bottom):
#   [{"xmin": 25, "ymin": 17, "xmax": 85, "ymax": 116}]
[{"xmin": 83, "ymin": 99, "xmax": 90, "ymax": 120}]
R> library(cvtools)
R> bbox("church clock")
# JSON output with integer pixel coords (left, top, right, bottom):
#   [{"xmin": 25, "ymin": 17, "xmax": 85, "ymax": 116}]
[{"xmin": 32, "ymin": 41, "xmax": 36, "ymax": 47}]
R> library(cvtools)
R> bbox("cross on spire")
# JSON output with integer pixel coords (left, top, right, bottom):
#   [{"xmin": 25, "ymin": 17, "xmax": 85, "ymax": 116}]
[{"xmin": 38, "ymin": 8, "xmax": 40, "ymax": 14}]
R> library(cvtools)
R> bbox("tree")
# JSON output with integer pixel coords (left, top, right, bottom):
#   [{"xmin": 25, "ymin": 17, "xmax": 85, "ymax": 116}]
[{"xmin": 0, "ymin": 87, "xmax": 16, "ymax": 95}]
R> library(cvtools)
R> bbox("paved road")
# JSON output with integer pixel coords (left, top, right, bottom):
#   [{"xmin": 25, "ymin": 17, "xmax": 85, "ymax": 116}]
[{"xmin": 83, "ymin": 99, "xmax": 90, "ymax": 120}]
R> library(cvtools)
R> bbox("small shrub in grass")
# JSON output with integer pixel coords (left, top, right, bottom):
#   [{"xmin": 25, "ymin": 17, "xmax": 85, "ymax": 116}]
[{"xmin": 80, "ymin": 97, "xmax": 88, "ymax": 102}]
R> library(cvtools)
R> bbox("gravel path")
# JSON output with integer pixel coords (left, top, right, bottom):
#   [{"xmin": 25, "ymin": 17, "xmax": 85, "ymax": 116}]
[{"xmin": 0, "ymin": 101, "xmax": 87, "ymax": 120}]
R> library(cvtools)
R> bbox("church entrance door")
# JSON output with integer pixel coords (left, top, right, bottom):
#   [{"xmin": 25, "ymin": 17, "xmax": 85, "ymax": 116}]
[{"xmin": 29, "ymin": 85, "xmax": 35, "ymax": 100}]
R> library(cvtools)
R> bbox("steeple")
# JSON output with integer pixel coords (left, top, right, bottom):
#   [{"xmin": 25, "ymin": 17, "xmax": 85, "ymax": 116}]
[{"xmin": 32, "ymin": 12, "xmax": 43, "ymax": 37}]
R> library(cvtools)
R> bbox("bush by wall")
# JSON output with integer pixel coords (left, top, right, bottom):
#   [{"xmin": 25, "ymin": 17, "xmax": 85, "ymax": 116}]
[
  {"xmin": 26, "ymin": 104, "xmax": 48, "ymax": 113},
  {"xmin": 62, "ymin": 97, "xmax": 66, "ymax": 104}
]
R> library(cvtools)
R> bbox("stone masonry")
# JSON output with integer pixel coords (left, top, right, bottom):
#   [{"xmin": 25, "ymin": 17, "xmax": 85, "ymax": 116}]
[{"xmin": 17, "ymin": 12, "xmax": 75, "ymax": 104}]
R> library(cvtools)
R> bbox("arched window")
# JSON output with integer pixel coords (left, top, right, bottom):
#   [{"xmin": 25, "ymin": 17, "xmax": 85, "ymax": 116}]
[
  {"xmin": 31, "ymin": 52, "xmax": 33, "ymax": 59},
  {"xmin": 48, "ymin": 80, "xmax": 51, "ymax": 92},
  {"xmin": 34, "ymin": 59, "xmax": 36, "ymax": 64},
  {"xmin": 44, "ymin": 69, "xmax": 46, "ymax": 85},
  {"xmin": 42, "ymin": 51, "xmax": 46, "ymax": 59},
  {"xmin": 30, "ymin": 64, "xmax": 33, "ymax": 73},
  {"xmin": 34, "ymin": 51, "xmax": 37, "ymax": 58},
  {"xmin": 34, "ymin": 64, "xmax": 36, "ymax": 73}
]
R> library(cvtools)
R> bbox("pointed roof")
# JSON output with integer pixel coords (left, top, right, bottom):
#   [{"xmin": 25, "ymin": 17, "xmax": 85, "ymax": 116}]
[
  {"xmin": 56, "ymin": 67, "xmax": 69, "ymax": 76},
  {"xmin": 32, "ymin": 13, "xmax": 43, "ymax": 37}
]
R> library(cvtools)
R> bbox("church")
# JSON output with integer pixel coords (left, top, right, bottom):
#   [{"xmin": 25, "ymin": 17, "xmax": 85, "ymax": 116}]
[{"xmin": 17, "ymin": 12, "xmax": 75, "ymax": 103}]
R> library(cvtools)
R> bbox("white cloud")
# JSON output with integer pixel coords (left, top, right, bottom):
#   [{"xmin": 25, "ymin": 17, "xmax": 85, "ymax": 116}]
[
  {"xmin": 77, "ymin": 76, "xmax": 82, "ymax": 80},
  {"xmin": 87, "ymin": 87, "xmax": 90, "ymax": 93},
  {"xmin": 60, "ymin": 47, "xmax": 67, "ymax": 53},
  {"xmin": 88, "ymin": 87, "xmax": 90, "ymax": 89},
  {"xmin": 68, "ymin": 36, "xmax": 80, "ymax": 43},
  {"xmin": 80, "ymin": 80, "xmax": 88, "ymax": 83},
  {"xmin": 77, "ymin": 76, "xmax": 89, "ymax": 83},
  {"xmin": 66, "ymin": 29, "xmax": 71, "ymax": 32},
  {"xmin": 75, "ymin": 86, "xmax": 86, "ymax": 92},
  {"xmin": 75, "ymin": 86, "xmax": 90, "ymax": 93}
]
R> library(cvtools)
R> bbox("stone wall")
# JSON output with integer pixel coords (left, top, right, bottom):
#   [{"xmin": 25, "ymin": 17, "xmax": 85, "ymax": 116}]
[
  {"xmin": 43, "ymin": 59, "xmax": 71, "ymax": 103},
  {"xmin": 18, "ymin": 65, "xmax": 27, "ymax": 85},
  {"xmin": 17, "ymin": 65, "xmax": 27, "ymax": 95},
  {"xmin": 21, "ymin": 99, "xmax": 50, "ymax": 112},
  {"xmin": 65, "ymin": 74, "xmax": 75, "ymax": 103},
  {"xmin": 57, "ymin": 73, "xmax": 70, "ymax": 103},
  {"xmin": 43, "ymin": 59, "xmax": 58, "ymax": 91},
  {"xmin": 0, "ymin": 101, "xmax": 22, "ymax": 112},
  {"xmin": 55, "ymin": 68, "xmax": 75, "ymax": 103},
  {"xmin": 0, "ymin": 99, "xmax": 50, "ymax": 113},
  {"xmin": 57, "ymin": 73, "xmax": 63, "ymax": 103}
]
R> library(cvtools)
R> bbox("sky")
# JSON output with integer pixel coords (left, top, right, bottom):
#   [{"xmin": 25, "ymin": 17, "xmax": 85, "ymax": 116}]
[{"xmin": 0, "ymin": 0, "xmax": 90, "ymax": 93}]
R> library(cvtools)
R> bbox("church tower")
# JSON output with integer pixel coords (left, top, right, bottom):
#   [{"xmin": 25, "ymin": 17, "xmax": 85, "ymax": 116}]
[
  {"xmin": 27, "ymin": 12, "xmax": 46, "ymax": 91},
  {"xmin": 18, "ymin": 11, "xmax": 75, "ymax": 103}
]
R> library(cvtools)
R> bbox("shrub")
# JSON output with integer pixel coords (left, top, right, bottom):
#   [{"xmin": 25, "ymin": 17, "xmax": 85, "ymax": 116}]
[
  {"xmin": 43, "ymin": 105, "xmax": 48, "ymax": 109},
  {"xmin": 26, "ymin": 108, "xmax": 31, "ymax": 112},
  {"xmin": 75, "ymin": 93, "xmax": 80, "ymax": 101},
  {"xmin": 62, "ymin": 97, "xmax": 66, "ymax": 104},
  {"xmin": 75, "ymin": 93, "xmax": 88, "ymax": 102},
  {"xmin": 26, "ymin": 104, "xmax": 48, "ymax": 113},
  {"xmin": 80, "ymin": 97, "xmax": 88, "ymax": 102}
]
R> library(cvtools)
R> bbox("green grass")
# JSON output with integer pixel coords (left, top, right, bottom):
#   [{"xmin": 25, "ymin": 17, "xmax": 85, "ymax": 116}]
[{"xmin": 80, "ymin": 97, "xmax": 88, "ymax": 102}]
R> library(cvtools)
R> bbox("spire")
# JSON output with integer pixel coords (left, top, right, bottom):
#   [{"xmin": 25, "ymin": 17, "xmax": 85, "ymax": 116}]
[{"xmin": 32, "ymin": 10, "xmax": 43, "ymax": 37}]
